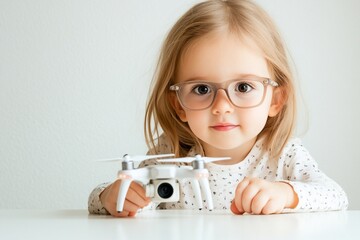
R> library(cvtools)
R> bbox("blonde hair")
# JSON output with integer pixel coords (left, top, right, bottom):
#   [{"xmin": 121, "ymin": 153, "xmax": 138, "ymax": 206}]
[{"xmin": 145, "ymin": 0, "xmax": 296, "ymax": 160}]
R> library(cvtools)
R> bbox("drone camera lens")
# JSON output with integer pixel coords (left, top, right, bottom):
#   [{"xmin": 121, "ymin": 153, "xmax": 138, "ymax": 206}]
[{"xmin": 157, "ymin": 182, "xmax": 174, "ymax": 199}]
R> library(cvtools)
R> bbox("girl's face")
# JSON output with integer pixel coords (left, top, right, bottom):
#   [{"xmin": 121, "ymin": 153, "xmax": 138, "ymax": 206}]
[{"xmin": 172, "ymin": 32, "xmax": 282, "ymax": 159}]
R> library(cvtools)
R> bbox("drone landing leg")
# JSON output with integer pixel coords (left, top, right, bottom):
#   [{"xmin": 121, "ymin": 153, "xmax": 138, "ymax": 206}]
[
  {"xmin": 190, "ymin": 179, "xmax": 203, "ymax": 210},
  {"xmin": 199, "ymin": 177, "xmax": 213, "ymax": 210},
  {"xmin": 116, "ymin": 179, "xmax": 132, "ymax": 212}
]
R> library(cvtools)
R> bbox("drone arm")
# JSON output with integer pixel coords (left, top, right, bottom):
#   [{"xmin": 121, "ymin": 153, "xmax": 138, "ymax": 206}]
[
  {"xmin": 190, "ymin": 179, "xmax": 203, "ymax": 210},
  {"xmin": 130, "ymin": 167, "xmax": 151, "ymax": 185}
]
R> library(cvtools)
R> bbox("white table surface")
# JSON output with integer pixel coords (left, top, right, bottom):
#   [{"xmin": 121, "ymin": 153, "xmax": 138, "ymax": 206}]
[{"xmin": 0, "ymin": 209, "xmax": 359, "ymax": 240}]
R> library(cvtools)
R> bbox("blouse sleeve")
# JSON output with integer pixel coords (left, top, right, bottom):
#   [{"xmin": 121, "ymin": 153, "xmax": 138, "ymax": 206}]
[
  {"xmin": 281, "ymin": 141, "xmax": 348, "ymax": 212},
  {"xmin": 88, "ymin": 182, "xmax": 111, "ymax": 215}
]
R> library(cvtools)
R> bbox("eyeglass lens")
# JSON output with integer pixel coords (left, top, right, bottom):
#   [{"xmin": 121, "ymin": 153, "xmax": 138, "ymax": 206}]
[{"xmin": 177, "ymin": 80, "xmax": 265, "ymax": 110}]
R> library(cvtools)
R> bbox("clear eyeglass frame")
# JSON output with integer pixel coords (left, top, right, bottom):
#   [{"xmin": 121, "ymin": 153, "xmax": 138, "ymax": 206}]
[{"xmin": 169, "ymin": 77, "xmax": 279, "ymax": 111}]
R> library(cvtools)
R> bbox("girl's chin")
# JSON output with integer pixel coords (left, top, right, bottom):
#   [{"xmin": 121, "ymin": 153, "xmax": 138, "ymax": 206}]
[
  {"xmin": 200, "ymin": 136, "xmax": 257, "ymax": 152},
  {"xmin": 202, "ymin": 140, "xmax": 245, "ymax": 151}
]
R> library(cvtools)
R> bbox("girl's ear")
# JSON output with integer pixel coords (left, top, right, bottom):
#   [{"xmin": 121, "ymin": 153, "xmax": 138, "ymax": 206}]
[
  {"xmin": 169, "ymin": 93, "xmax": 188, "ymax": 122},
  {"xmin": 268, "ymin": 87, "xmax": 285, "ymax": 117}
]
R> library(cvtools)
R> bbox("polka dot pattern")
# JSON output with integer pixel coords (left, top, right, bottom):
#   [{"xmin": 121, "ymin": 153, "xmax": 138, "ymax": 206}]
[{"xmin": 88, "ymin": 135, "xmax": 348, "ymax": 214}]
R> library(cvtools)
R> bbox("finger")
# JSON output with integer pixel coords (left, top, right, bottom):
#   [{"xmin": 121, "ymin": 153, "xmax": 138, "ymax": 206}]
[
  {"xmin": 103, "ymin": 198, "xmax": 129, "ymax": 217},
  {"xmin": 105, "ymin": 180, "xmax": 122, "ymax": 204},
  {"xmin": 107, "ymin": 199, "xmax": 140, "ymax": 216},
  {"xmin": 251, "ymin": 191, "xmax": 270, "ymax": 215},
  {"xmin": 102, "ymin": 185, "xmax": 141, "ymax": 216},
  {"xmin": 234, "ymin": 178, "xmax": 250, "ymax": 213},
  {"xmin": 108, "ymin": 181, "xmax": 150, "ymax": 208},
  {"xmin": 241, "ymin": 182, "xmax": 260, "ymax": 213},
  {"xmin": 112, "ymin": 210, "xmax": 131, "ymax": 218},
  {"xmin": 122, "ymin": 198, "xmax": 141, "ymax": 213},
  {"xmin": 100, "ymin": 182, "xmax": 120, "ymax": 212},
  {"xmin": 107, "ymin": 199, "xmax": 141, "ymax": 217},
  {"xmin": 262, "ymin": 199, "xmax": 280, "ymax": 215},
  {"xmin": 105, "ymin": 201, "xmax": 130, "ymax": 218},
  {"xmin": 126, "ymin": 187, "xmax": 150, "ymax": 208},
  {"xmin": 130, "ymin": 182, "xmax": 151, "ymax": 202},
  {"xmin": 128, "ymin": 211, "xmax": 137, "ymax": 217},
  {"xmin": 230, "ymin": 200, "xmax": 243, "ymax": 215}
]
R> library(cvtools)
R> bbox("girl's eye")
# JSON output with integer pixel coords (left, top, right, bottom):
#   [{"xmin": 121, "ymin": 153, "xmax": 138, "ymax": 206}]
[
  {"xmin": 193, "ymin": 85, "xmax": 211, "ymax": 95},
  {"xmin": 236, "ymin": 83, "xmax": 253, "ymax": 93}
]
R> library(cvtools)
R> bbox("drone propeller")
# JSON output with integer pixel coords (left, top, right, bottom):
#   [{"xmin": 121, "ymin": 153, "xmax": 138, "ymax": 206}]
[
  {"xmin": 158, "ymin": 154, "xmax": 230, "ymax": 163},
  {"xmin": 96, "ymin": 153, "xmax": 175, "ymax": 163}
]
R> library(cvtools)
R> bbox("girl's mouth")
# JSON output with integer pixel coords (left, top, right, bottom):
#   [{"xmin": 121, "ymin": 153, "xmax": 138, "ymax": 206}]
[{"xmin": 210, "ymin": 123, "xmax": 238, "ymax": 131}]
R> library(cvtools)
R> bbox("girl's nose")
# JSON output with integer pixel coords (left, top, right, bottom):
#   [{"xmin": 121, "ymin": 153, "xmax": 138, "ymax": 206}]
[{"xmin": 211, "ymin": 89, "xmax": 234, "ymax": 115}]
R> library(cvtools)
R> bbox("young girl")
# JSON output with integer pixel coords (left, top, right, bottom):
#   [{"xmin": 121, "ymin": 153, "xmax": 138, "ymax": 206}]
[{"xmin": 88, "ymin": 0, "xmax": 348, "ymax": 217}]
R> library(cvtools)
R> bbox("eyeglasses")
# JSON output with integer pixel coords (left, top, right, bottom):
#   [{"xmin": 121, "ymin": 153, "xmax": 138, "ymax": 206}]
[{"xmin": 169, "ymin": 77, "xmax": 278, "ymax": 110}]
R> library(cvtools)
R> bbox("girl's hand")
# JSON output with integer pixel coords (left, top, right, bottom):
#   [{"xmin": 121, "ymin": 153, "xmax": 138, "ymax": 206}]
[
  {"xmin": 230, "ymin": 177, "xmax": 298, "ymax": 215},
  {"xmin": 100, "ymin": 179, "xmax": 151, "ymax": 217}
]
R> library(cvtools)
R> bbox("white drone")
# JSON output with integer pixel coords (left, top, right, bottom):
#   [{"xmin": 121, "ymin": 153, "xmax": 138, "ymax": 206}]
[{"xmin": 98, "ymin": 154, "xmax": 230, "ymax": 212}]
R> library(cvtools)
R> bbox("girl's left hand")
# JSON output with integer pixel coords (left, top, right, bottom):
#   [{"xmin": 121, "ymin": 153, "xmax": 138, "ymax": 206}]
[{"xmin": 230, "ymin": 177, "xmax": 298, "ymax": 215}]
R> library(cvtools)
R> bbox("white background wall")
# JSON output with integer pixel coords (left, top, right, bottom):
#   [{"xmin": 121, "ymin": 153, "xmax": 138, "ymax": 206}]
[{"xmin": 1, "ymin": 0, "xmax": 359, "ymax": 210}]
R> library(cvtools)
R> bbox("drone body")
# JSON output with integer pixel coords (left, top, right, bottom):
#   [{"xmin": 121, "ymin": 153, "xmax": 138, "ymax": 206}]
[{"xmin": 98, "ymin": 154, "xmax": 230, "ymax": 212}]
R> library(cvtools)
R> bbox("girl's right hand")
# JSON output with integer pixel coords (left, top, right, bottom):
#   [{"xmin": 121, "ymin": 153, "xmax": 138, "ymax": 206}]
[{"xmin": 100, "ymin": 179, "xmax": 151, "ymax": 217}]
